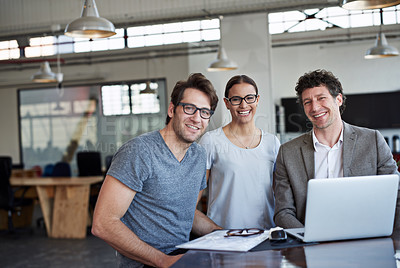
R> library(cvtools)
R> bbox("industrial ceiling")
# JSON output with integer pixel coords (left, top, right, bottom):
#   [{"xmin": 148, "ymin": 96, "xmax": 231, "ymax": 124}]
[{"xmin": 0, "ymin": 0, "xmax": 339, "ymax": 40}]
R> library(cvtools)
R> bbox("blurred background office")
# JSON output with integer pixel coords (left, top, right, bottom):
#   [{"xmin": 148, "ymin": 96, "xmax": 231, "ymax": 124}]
[
  {"xmin": 0, "ymin": 1, "xmax": 400, "ymax": 266},
  {"xmin": 0, "ymin": 0, "xmax": 399, "ymax": 173}
]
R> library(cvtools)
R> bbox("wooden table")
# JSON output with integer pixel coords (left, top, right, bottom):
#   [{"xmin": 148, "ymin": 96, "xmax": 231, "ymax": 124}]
[
  {"xmin": 10, "ymin": 176, "xmax": 103, "ymax": 239},
  {"xmin": 172, "ymin": 229, "xmax": 400, "ymax": 267}
]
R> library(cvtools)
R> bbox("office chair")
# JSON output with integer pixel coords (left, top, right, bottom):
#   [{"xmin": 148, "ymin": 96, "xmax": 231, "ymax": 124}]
[
  {"xmin": 52, "ymin": 162, "xmax": 71, "ymax": 177},
  {"xmin": 31, "ymin": 165, "xmax": 43, "ymax": 177},
  {"xmin": 76, "ymin": 151, "xmax": 103, "ymax": 221},
  {"xmin": 77, "ymin": 151, "xmax": 103, "ymax": 176},
  {"xmin": 0, "ymin": 156, "xmax": 33, "ymax": 233},
  {"xmin": 42, "ymin": 163, "xmax": 54, "ymax": 177}
]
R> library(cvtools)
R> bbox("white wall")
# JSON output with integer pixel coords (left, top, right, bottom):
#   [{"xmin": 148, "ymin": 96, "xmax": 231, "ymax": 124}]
[
  {"xmin": 0, "ymin": 88, "xmax": 19, "ymax": 161},
  {"xmin": 271, "ymin": 39, "xmax": 400, "ymax": 101}
]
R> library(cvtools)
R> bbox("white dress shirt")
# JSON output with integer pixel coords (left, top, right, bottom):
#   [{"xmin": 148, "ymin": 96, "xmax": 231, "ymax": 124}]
[{"xmin": 313, "ymin": 130, "xmax": 344, "ymax": 179}]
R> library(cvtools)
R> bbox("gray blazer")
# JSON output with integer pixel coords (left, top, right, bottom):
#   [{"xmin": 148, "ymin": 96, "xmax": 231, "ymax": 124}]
[{"xmin": 273, "ymin": 121, "xmax": 399, "ymax": 229}]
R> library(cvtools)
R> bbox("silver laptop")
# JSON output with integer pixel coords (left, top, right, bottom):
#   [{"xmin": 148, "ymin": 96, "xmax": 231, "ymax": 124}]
[{"xmin": 285, "ymin": 174, "xmax": 399, "ymax": 242}]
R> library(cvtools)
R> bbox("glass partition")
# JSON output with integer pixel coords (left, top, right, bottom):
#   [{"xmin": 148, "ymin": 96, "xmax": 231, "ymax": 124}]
[{"xmin": 18, "ymin": 79, "xmax": 167, "ymax": 174}]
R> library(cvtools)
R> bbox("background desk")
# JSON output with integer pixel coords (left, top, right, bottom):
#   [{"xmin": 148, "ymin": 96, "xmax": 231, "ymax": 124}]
[
  {"xmin": 173, "ymin": 230, "xmax": 400, "ymax": 267},
  {"xmin": 10, "ymin": 176, "xmax": 103, "ymax": 239}
]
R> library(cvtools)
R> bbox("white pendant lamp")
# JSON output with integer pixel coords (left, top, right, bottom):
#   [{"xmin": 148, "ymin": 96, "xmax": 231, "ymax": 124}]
[
  {"xmin": 208, "ymin": 47, "xmax": 238, "ymax": 71},
  {"xmin": 365, "ymin": 32, "xmax": 399, "ymax": 59},
  {"xmin": 340, "ymin": 0, "xmax": 400, "ymax": 10},
  {"xmin": 32, "ymin": 35, "xmax": 64, "ymax": 83},
  {"xmin": 365, "ymin": 9, "xmax": 399, "ymax": 59},
  {"xmin": 207, "ymin": 17, "xmax": 237, "ymax": 72},
  {"xmin": 32, "ymin": 61, "xmax": 57, "ymax": 83},
  {"xmin": 65, "ymin": 0, "xmax": 116, "ymax": 39}
]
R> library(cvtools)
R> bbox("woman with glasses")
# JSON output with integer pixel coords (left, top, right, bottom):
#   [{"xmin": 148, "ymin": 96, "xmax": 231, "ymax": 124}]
[{"xmin": 199, "ymin": 75, "xmax": 280, "ymax": 229}]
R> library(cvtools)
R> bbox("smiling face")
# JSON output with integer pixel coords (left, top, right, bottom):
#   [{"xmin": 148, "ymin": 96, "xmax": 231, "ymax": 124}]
[
  {"xmin": 224, "ymin": 82, "xmax": 259, "ymax": 125},
  {"xmin": 168, "ymin": 87, "xmax": 211, "ymax": 144},
  {"xmin": 301, "ymin": 85, "xmax": 343, "ymax": 130}
]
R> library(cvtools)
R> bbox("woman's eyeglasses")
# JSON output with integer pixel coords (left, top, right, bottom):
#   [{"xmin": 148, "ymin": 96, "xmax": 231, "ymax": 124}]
[
  {"xmin": 178, "ymin": 102, "xmax": 214, "ymax": 119},
  {"xmin": 225, "ymin": 228, "xmax": 264, "ymax": 237},
  {"xmin": 225, "ymin": 94, "xmax": 258, "ymax": 106}
]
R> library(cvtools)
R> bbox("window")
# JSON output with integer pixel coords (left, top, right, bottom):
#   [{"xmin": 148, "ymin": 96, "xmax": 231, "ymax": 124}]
[
  {"xmin": 22, "ymin": 28, "xmax": 124, "ymax": 58},
  {"xmin": 101, "ymin": 85, "xmax": 131, "ymax": 116},
  {"xmin": 25, "ymin": 36, "xmax": 56, "ymax": 57},
  {"xmin": 3, "ymin": 18, "xmax": 219, "ymax": 59},
  {"xmin": 0, "ymin": 40, "xmax": 19, "ymax": 60},
  {"xmin": 58, "ymin": 35, "xmax": 74, "ymax": 54},
  {"xmin": 268, "ymin": 5, "xmax": 400, "ymax": 34},
  {"xmin": 131, "ymin": 82, "xmax": 160, "ymax": 114},
  {"xmin": 101, "ymin": 80, "xmax": 163, "ymax": 116},
  {"xmin": 127, "ymin": 19, "xmax": 219, "ymax": 48},
  {"xmin": 74, "ymin": 28, "xmax": 125, "ymax": 53},
  {"xmin": 25, "ymin": 35, "xmax": 74, "ymax": 57}
]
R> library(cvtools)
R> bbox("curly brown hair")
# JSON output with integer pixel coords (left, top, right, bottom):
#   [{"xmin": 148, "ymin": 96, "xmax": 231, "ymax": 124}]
[{"xmin": 295, "ymin": 69, "xmax": 346, "ymax": 114}]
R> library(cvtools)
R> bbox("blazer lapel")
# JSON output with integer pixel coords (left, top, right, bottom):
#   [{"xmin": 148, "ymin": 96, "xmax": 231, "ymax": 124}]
[
  {"xmin": 343, "ymin": 122, "xmax": 356, "ymax": 177},
  {"xmin": 301, "ymin": 132, "xmax": 315, "ymax": 180}
]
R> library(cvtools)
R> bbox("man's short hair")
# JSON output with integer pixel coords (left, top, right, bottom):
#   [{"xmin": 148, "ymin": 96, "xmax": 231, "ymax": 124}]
[
  {"xmin": 165, "ymin": 73, "xmax": 219, "ymax": 125},
  {"xmin": 295, "ymin": 69, "xmax": 346, "ymax": 114}
]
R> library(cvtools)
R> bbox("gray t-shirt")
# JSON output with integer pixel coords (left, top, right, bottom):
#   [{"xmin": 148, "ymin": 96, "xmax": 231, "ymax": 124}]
[{"xmin": 107, "ymin": 130, "xmax": 207, "ymax": 264}]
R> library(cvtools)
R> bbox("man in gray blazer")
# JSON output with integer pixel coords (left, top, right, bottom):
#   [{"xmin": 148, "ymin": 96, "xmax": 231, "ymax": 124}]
[{"xmin": 273, "ymin": 69, "xmax": 400, "ymax": 229}]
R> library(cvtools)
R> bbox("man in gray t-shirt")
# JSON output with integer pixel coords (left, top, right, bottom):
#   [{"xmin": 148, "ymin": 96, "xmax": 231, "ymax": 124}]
[{"xmin": 92, "ymin": 73, "xmax": 221, "ymax": 268}]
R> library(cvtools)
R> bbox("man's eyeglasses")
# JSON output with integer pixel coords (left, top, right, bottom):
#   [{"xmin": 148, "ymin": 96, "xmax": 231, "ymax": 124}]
[
  {"xmin": 178, "ymin": 102, "xmax": 214, "ymax": 119},
  {"xmin": 225, "ymin": 94, "xmax": 258, "ymax": 106},
  {"xmin": 225, "ymin": 228, "xmax": 264, "ymax": 237}
]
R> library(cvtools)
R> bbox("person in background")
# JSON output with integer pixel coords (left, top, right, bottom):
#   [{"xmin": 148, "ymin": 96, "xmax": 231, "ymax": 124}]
[
  {"xmin": 273, "ymin": 69, "xmax": 400, "ymax": 229},
  {"xmin": 92, "ymin": 73, "xmax": 221, "ymax": 268},
  {"xmin": 199, "ymin": 75, "xmax": 280, "ymax": 229}
]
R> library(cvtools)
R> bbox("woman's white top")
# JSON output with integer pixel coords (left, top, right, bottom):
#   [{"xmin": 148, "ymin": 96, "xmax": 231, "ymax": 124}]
[{"xmin": 199, "ymin": 127, "xmax": 280, "ymax": 229}]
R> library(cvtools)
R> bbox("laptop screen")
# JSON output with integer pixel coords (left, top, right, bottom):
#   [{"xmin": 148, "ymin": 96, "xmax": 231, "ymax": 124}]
[{"xmin": 303, "ymin": 174, "xmax": 399, "ymax": 242}]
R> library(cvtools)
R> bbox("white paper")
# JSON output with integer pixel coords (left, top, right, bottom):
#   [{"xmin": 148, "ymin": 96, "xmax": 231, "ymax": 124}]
[{"xmin": 176, "ymin": 230, "xmax": 270, "ymax": 252}]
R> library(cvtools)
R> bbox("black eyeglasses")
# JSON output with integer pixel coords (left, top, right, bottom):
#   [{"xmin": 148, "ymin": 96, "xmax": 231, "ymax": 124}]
[
  {"xmin": 225, "ymin": 228, "xmax": 264, "ymax": 237},
  {"xmin": 178, "ymin": 102, "xmax": 214, "ymax": 119},
  {"xmin": 225, "ymin": 94, "xmax": 258, "ymax": 106}
]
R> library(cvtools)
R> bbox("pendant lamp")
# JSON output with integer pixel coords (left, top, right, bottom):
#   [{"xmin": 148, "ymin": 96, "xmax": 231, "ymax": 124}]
[
  {"xmin": 140, "ymin": 81, "xmax": 157, "ymax": 94},
  {"xmin": 340, "ymin": 0, "xmax": 400, "ymax": 10},
  {"xmin": 208, "ymin": 47, "xmax": 238, "ymax": 71},
  {"xmin": 65, "ymin": 0, "xmax": 116, "ymax": 39},
  {"xmin": 32, "ymin": 61, "xmax": 57, "ymax": 83},
  {"xmin": 32, "ymin": 35, "xmax": 64, "ymax": 83},
  {"xmin": 207, "ymin": 17, "xmax": 238, "ymax": 72},
  {"xmin": 365, "ymin": 9, "xmax": 399, "ymax": 59},
  {"xmin": 365, "ymin": 32, "xmax": 399, "ymax": 58}
]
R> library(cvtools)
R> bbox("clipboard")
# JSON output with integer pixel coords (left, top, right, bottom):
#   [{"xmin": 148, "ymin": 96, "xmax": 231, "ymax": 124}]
[{"xmin": 176, "ymin": 230, "xmax": 269, "ymax": 252}]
